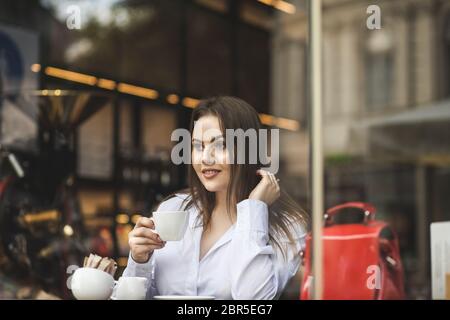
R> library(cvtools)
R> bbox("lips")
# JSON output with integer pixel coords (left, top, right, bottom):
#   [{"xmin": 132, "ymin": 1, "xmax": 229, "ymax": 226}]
[{"xmin": 201, "ymin": 168, "xmax": 221, "ymax": 179}]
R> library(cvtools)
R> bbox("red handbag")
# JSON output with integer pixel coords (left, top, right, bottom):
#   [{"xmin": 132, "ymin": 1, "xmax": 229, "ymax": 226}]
[{"xmin": 300, "ymin": 202, "xmax": 405, "ymax": 300}]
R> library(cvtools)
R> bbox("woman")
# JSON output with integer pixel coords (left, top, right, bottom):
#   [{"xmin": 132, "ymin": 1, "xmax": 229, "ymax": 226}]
[{"xmin": 123, "ymin": 96, "xmax": 308, "ymax": 300}]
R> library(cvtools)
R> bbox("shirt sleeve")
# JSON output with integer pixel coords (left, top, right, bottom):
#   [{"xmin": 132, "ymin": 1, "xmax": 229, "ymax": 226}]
[{"xmin": 228, "ymin": 199, "xmax": 306, "ymax": 300}]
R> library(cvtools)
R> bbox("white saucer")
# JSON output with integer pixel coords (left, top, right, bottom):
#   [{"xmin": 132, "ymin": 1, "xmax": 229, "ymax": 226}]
[{"xmin": 153, "ymin": 295, "xmax": 215, "ymax": 300}]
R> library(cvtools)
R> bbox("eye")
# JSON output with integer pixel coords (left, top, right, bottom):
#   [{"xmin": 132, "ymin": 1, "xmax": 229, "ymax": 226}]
[
  {"xmin": 192, "ymin": 142, "xmax": 203, "ymax": 151},
  {"xmin": 213, "ymin": 140, "xmax": 226, "ymax": 150}
]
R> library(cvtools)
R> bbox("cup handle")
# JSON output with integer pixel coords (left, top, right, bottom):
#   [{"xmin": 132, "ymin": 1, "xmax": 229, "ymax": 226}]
[{"xmin": 110, "ymin": 280, "xmax": 119, "ymax": 300}]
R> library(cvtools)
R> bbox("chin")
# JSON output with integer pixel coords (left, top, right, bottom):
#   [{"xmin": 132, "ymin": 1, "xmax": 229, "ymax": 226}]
[{"xmin": 202, "ymin": 181, "xmax": 226, "ymax": 193}]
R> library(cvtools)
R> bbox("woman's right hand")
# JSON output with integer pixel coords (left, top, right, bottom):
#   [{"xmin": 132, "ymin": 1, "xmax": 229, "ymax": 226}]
[
  {"xmin": 249, "ymin": 169, "xmax": 280, "ymax": 206},
  {"xmin": 128, "ymin": 217, "xmax": 165, "ymax": 263}
]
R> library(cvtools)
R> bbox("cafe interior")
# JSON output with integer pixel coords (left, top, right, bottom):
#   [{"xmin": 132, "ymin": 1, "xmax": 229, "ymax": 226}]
[{"xmin": 0, "ymin": 0, "xmax": 450, "ymax": 300}]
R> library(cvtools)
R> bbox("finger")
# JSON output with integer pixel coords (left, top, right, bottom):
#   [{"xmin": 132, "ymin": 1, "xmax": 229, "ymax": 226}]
[
  {"xmin": 267, "ymin": 172, "xmax": 274, "ymax": 184},
  {"xmin": 267, "ymin": 172, "xmax": 276, "ymax": 186},
  {"xmin": 262, "ymin": 175, "xmax": 272, "ymax": 187},
  {"xmin": 134, "ymin": 242, "xmax": 165, "ymax": 251},
  {"xmin": 258, "ymin": 170, "xmax": 272, "ymax": 184},
  {"xmin": 145, "ymin": 243, "xmax": 165, "ymax": 251},
  {"xmin": 273, "ymin": 175, "xmax": 280, "ymax": 188},
  {"xmin": 151, "ymin": 229, "xmax": 161, "ymax": 238},
  {"xmin": 129, "ymin": 237, "xmax": 158, "ymax": 246},
  {"xmin": 134, "ymin": 244, "xmax": 164, "ymax": 255},
  {"xmin": 135, "ymin": 217, "xmax": 155, "ymax": 229},
  {"xmin": 150, "ymin": 217, "xmax": 156, "ymax": 229},
  {"xmin": 133, "ymin": 227, "xmax": 163, "ymax": 243},
  {"xmin": 270, "ymin": 174, "xmax": 280, "ymax": 194},
  {"xmin": 271, "ymin": 174, "xmax": 280, "ymax": 191},
  {"xmin": 149, "ymin": 218, "xmax": 164, "ymax": 240},
  {"xmin": 256, "ymin": 169, "xmax": 269, "ymax": 176},
  {"xmin": 132, "ymin": 227, "xmax": 151, "ymax": 238}
]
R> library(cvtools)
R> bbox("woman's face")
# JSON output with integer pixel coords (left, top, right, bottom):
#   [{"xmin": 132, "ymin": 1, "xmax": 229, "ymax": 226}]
[{"xmin": 192, "ymin": 115, "xmax": 231, "ymax": 193}]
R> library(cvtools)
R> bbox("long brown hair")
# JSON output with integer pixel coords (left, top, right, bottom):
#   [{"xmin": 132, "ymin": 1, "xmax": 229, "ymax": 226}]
[{"xmin": 173, "ymin": 96, "xmax": 309, "ymax": 257}]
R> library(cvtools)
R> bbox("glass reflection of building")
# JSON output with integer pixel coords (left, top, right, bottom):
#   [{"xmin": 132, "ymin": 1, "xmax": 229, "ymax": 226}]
[
  {"xmin": 273, "ymin": 0, "xmax": 450, "ymax": 299},
  {"xmin": 0, "ymin": 0, "xmax": 449, "ymax": 300}
]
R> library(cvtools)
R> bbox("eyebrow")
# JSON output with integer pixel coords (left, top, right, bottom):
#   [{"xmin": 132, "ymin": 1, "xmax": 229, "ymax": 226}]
[{"xmin": 192, "ymin": 135, "xmax": 224, "ymax": 143}]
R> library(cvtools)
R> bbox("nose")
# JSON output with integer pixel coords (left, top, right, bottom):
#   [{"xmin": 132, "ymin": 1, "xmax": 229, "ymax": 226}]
[{"xmin": 201, "ymin": 144, "xmax": 215, "ymax": 165}]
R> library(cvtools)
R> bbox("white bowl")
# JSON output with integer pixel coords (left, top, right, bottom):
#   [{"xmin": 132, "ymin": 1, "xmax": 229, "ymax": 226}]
[{"xmin": 71, "ymin": 267, "xmax": 115, "ymax": 300}]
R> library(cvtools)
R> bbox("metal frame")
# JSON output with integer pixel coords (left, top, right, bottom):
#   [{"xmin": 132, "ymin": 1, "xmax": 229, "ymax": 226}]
[{"xmin": 309, "ymin": 0, "xmax": 324, "ymax": 300}]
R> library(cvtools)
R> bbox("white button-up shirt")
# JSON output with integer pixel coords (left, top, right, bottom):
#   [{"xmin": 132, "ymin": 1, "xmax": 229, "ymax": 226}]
[{"xmin": 123, "ymin": 194, "xmax": 306, "ymax": 300}]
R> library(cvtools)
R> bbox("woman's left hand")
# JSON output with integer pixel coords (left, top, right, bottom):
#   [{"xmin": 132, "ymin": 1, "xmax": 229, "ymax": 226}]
[{"xmin": 249, "ymin": 169, "xmax": 280, "ymax": 206}]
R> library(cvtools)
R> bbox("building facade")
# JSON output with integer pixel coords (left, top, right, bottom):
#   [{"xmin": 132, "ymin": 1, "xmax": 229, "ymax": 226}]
[{"xmin": 272, "ymin": 0, "xmax": 450, "ymax": 299}]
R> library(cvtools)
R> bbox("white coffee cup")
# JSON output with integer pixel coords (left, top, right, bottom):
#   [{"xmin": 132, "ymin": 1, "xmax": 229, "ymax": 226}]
[
  {"xmin": 113, "ymin": 277, "xmax": 148, "ymax": 300},
  {"xmin": 152, "ymin": 210, "xmax": 189, "ymax": 241},
  {"xmin": 70, "ymin": 267, "xmax": 115, "ymax": 300}
]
